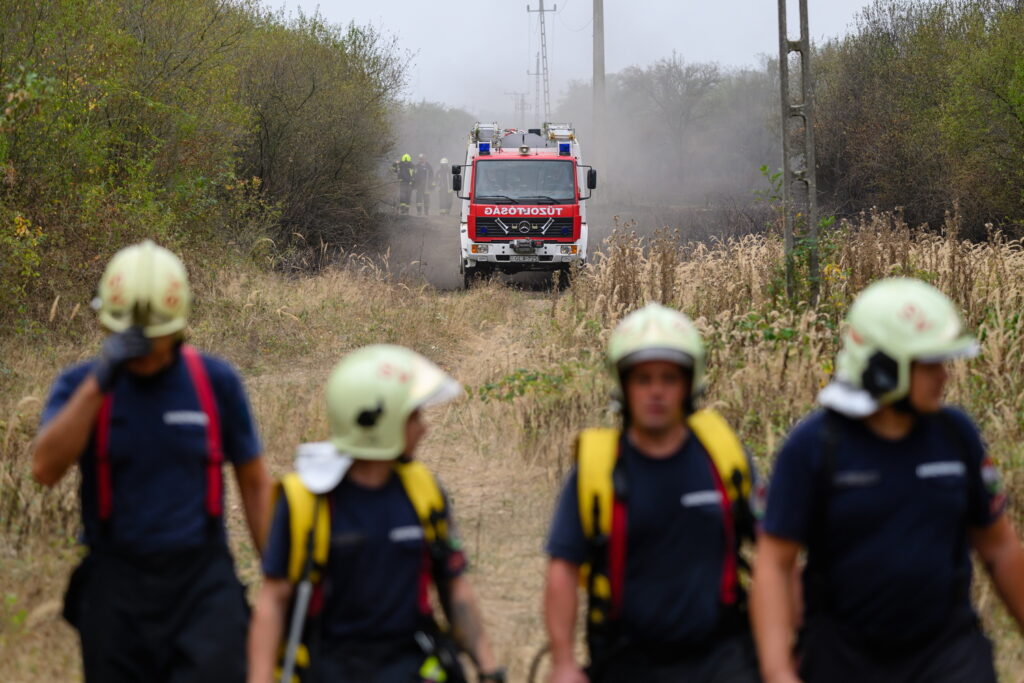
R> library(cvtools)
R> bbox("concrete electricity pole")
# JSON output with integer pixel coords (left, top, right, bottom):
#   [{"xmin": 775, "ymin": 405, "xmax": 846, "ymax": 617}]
[
  {"xmin": 778, "ymin": 0, "xmax": 819, "ymax": 301},
  {"xmin": 593, "ymin": 0, "xmax": 607, "ymax": 175}
]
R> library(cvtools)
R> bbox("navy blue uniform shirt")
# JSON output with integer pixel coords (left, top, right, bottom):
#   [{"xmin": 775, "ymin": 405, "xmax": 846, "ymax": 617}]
[
  {"xmin": 763, "ymin": 408, "xmax": 1005, "ymax": 646},
  {"xmin": 41, "ymin": 350, "xmax": 262, "ymax": 554},
  {"xmin": 546, "ymin": 434, "xmax": 758, "ymax": 646},
  {"xmin": 262, "ymin": 473, "xmax": 467, "ymax": 642}
]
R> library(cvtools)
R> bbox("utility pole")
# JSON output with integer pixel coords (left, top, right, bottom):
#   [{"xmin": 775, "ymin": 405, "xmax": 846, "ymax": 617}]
[
  {"xmin": 593, "ymin": 0, "xmax": 606, "ymax": 176},
  {"xmin": 505, "ymin": 90, "xmax": 530, "ymax": 128},
  {"xmin": 528, "ymin": 52, "xmax": 542, "ymax": 124},
  {"xmin": 527, "ymin": 1, "xmax": 556, "ymax": 122},
  {"xmin": 778, "ymin": 0, "xmax": 819, "ymax": 301}
]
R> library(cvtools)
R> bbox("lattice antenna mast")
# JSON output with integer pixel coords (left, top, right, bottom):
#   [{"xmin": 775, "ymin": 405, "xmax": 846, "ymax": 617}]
[
  {"xmin": 527, "ymin": 52, "xmax": 542, "ymax": 122},
  {"xmin": 527, "ymin": 1, "xmax": 556, "ymax": 122}
]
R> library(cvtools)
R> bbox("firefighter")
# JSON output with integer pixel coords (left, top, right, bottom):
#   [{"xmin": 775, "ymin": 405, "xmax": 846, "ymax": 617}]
[
  {"xmin": 753, "ymin": 278, "xmax": 1024, "ymax": 683},
  {"xmin": 33, "ymin": 240, "xmax": 272, "ymax": 682},
  {"xmin": 249, "ymin": 344, "xmax": 505, "ymax": 683},
  {"xmin": 544, "ymin": 303, "xmax": 761, "ymax": 683},
  {"xmin": 414, "ymin": 153, "xmax": 434, "ymax": 216},
  {"xmin": 437, "ymin": 157, "xmax": 453, "ymax": 216},
  {"xmin": 396, "ymin": 154, "xmax": 415, "ymax": 215}
]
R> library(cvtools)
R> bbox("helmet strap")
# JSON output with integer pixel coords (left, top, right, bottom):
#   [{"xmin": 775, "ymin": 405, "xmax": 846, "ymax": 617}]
[{"xmin": 891, "ymin": 395, "xmax": 918, "ymax": 416}]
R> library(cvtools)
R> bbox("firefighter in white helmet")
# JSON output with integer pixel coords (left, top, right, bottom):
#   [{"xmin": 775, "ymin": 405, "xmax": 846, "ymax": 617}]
[
  {"xmin": 249, "ymin": 345, "xmax": 504, "ymax": 683},
  {"xmin": 753, "ymin": 277, "xmax": 1024, "ymax": 683},
  {"xmin": 33, "ymin": 240, "xmax": 272, "ymax": 682},
  {"xmin": 544, "ymin": 303, "xmax": 762, "ymax": 682}
]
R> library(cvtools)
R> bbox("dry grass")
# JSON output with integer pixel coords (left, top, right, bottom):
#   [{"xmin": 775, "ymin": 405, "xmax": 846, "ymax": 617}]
[{"xmin": 2, "ymin": 212, "xmax": 1023, "ymax": 679}]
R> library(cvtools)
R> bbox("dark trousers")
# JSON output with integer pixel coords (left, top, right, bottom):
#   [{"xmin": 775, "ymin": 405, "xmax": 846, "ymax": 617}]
[
  {"xmin": 589, "ymin": 631, "xmax": 761, "ymax": 683},
  {"xmin": 312, "ymin": 642, "xmax": 421, "ymax": 683},
  {"xmin": 414, "ymin": 186, "xmax": 430, "ymax": 214},
  {"xmin": 63, "ymin": 543, "xmax": 248, "ymax": 683},
  {"xmin": 437, "ymin": 188, "xmax": 452, "ymax": 215},
  {"xmin": 799, "ymin": 615, "xmax": 996, "ymax": 683},
  {"xmin": 399, "ymin": 183, "xmax": 413, "ymax": 214}
]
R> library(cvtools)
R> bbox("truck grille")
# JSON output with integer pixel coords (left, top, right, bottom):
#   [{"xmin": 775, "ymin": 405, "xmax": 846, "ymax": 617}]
[{"xmin": 475, "ymin": 217, "xmax": 573, "ymax": 239}]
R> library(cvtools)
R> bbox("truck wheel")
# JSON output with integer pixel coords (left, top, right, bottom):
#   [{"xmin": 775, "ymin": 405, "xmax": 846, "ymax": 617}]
[
  {"xmin": 551, "ymin": 265, "xmax": 572, "ymax": 291},
  {"xmin": 463, "ymin": 265, "xmax": 486, "ymax": 289}
]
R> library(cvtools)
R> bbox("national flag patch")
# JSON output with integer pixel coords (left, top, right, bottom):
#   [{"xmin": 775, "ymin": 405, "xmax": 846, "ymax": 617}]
[{"xmin": 981, "ymin": 457, "xmax": 1003, "ymax": 495}]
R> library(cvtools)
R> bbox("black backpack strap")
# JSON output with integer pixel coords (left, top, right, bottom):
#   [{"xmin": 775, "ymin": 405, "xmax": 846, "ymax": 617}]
[
  {"xmin": 805, "ymin": 410, "xmax": 843, "ymax": 613},
  {"xmin": 934, "ymin": 410, "xmax": 975, "ymax": 606}
]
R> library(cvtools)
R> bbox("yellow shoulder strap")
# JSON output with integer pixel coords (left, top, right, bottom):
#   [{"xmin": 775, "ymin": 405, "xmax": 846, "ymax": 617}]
[
  {"xmin": 274, "ymin": 472, "xmax": 331, "ymax": 584},
  {"xmin": 576, "ymin": 428, "xmax": 620, "ymax": 539},
  {"xmin": 394, "ymin": 461, "xmax": 447, "ymax": 543},
  {"xmin": 688, "ymin": 409, "xmax": 750, "ymax": 503}
]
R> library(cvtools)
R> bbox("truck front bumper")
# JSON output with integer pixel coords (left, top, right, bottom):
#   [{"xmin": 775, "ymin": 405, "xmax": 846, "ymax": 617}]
[{"xmin": 462, "ymin": 236, "xmax": 586, "ymax": 271}]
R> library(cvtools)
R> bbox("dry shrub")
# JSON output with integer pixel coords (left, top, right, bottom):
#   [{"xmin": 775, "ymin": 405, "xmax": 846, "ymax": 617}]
[{"xmin": 0, "ymin": 256, "xmax": 519, "ymax": 548}]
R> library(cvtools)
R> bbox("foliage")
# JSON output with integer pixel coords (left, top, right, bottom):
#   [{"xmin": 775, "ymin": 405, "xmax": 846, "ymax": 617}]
[
  {"xmin": 814, "ymin": 0, "xmax": 1024, "ymax": 234},
  {"xmin": 0, "ymin": 0, "xmax": 406, "ymax": 330}
]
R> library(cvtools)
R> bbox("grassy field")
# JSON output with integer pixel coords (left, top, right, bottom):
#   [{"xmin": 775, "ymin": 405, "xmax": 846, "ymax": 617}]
[{"xmin": 2, "ymin": 213, "xmax": 1023, "ymax": 680}]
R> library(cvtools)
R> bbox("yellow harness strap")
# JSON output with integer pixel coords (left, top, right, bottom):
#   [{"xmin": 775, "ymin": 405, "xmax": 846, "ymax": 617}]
[
  {"xmin": 394, "ymin": 460, "xmax": 448, "ymax": 542},
  {"xmin": 688, "ymin": 409, "xmax": 750, "ymax": 503},
  {"xmin": 276, "ymin": 461, "xmax": 448, "ymax": 587},
  {"xmin": 576, "ymin": 428, "xmax": 620, "ymax": 539},
  {"xmin": 574, "ymin": 410, "xmax": 749, "ymax": 598},
  {"xmin": 275, "ymin": 472, "xmax": 331, "ymax": 584}
]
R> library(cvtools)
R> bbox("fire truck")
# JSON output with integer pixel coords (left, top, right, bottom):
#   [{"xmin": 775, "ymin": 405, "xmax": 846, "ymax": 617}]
[{"xmin": 452, "ymin": 122, "xmax": 597, "ymax": 288}]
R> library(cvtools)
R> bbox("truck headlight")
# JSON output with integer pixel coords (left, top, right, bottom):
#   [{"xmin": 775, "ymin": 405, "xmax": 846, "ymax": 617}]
[
  {"xmin": 559, "ymin": 245, "xmax": 578, "ymax": 255},
  {"xmin": 471, "ymin": 244, "xmax": 489, "ymax": 254}
]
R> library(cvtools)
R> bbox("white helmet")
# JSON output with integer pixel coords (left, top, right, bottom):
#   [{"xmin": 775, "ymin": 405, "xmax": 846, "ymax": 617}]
[{"xmin": 95, "ymin": 240, "xmax": 191, "ymax": 337}]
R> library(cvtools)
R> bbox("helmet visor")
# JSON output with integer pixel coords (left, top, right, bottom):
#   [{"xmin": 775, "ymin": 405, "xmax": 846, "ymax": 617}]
[
  {"xmin": 915, "ymin": 337, "xmax": 980, "ymax": 363},
  {"xmin": 409, "ymin": 355, "xmax": 464, "ymax": 410},
  {"xmin": 617, "ymin": 347, "xmax": 695, "ymax": 371}
]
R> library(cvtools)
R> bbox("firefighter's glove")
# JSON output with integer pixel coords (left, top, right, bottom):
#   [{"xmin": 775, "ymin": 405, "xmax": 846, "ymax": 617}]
[{"xmin": 94, "ymin": 327, "xmax": 151, "ymax": 391}]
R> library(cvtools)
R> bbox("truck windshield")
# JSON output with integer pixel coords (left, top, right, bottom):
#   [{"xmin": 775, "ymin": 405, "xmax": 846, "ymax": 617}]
[{"xmin": 473, "ymin": 160, "xmax": 575, "ymax": 204}]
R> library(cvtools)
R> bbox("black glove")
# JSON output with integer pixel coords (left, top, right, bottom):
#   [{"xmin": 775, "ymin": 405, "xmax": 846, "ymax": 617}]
[
  {"xmin": 93, "ymin": 327, "xmax": 151, "ymax": 391},
  {"xmin": 479, "ymin": 669, "xmax": 506, "ymax": 683}
]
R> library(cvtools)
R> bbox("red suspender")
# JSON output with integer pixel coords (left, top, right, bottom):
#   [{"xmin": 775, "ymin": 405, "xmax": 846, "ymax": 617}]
[
  {"xmin": 706, "ymin": 458, "xmax": 739, "ymax": 605},
  {"xmin": 95, "ymin": 394, "xmax": 115, "ymax": 521},
  {"xmin": 93, "ymin": 345, "xmax": 224, "ymax": 522},
  {"xmin": 416, "ymin": 550, "xmax": 433, "ymax": 616},
  {"xmin": 181, "ymin": 345, "xmax": 224, "ymax": 517},
  {"xmin": 604, "ymin": 450, "xmax": 740, "ymax": 616}
]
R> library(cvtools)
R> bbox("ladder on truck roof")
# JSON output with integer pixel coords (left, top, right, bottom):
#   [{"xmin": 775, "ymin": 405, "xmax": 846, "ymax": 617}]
[{"xmin": 543, "ymin": 123, "xmax": 575, "ymax": 141}]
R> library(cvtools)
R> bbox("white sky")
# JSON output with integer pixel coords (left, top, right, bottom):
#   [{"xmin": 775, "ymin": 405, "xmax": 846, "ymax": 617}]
[{"xmin": 290, "ymin": 1, "xmax": 871, "ymax": 115}]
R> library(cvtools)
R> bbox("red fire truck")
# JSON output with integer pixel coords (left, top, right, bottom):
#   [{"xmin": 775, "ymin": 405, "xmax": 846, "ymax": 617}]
[{"xmin": 452, "ymin": 122, "xmax": 597, "ymax": 288}]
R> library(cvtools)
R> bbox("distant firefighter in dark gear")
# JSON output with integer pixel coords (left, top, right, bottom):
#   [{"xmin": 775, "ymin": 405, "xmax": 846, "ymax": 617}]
[
  {"xmin": 414, "ymin": 154, "xmax": 434, "ymax": 216},
  {"xmin": 437, "ymin": 158, "xmax": 453, "ymax": 216},
  {"xmin": 396, "ymin": 154, "xmax": 415, "ymax": 215}
]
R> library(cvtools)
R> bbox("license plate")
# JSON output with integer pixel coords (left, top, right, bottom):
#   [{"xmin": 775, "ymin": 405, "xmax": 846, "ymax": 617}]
[{"xmin": 510, "ymin": 255, "xmax": 538, "ymax": 262}]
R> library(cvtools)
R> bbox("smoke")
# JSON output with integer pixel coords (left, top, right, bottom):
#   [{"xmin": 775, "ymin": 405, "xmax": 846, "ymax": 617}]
[{"xmin": 553, "ymin": 55, "xmax": 781, "ymax": 212}]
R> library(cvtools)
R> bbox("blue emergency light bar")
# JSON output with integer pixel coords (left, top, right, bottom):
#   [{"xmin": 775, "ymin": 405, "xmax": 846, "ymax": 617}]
[
  {"xmin": 558, "ymin": 142, "xmax": 571, "ymax": 156},
  {"xmin": 479, "ymin": 142, "xmax": 491, "ymax": 155}
]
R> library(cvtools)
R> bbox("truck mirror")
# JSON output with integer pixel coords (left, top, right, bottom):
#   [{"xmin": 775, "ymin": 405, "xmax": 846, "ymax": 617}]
[
  {"xmin": 587, "ymin": 168, "xmax": 598, "ymax": 190},
  {"xmin": 452, "ymin": 174, "xmax": 462, "ymax": 193},
  {"xmin": 452, "ymin": 165, "xmax": 461, "ymax": 175}
]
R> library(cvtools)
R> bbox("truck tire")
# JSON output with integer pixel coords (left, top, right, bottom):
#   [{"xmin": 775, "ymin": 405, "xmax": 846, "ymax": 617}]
[{"xmin": 463, "ymin": 264, "xmax": 490, "ymax": 290}]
